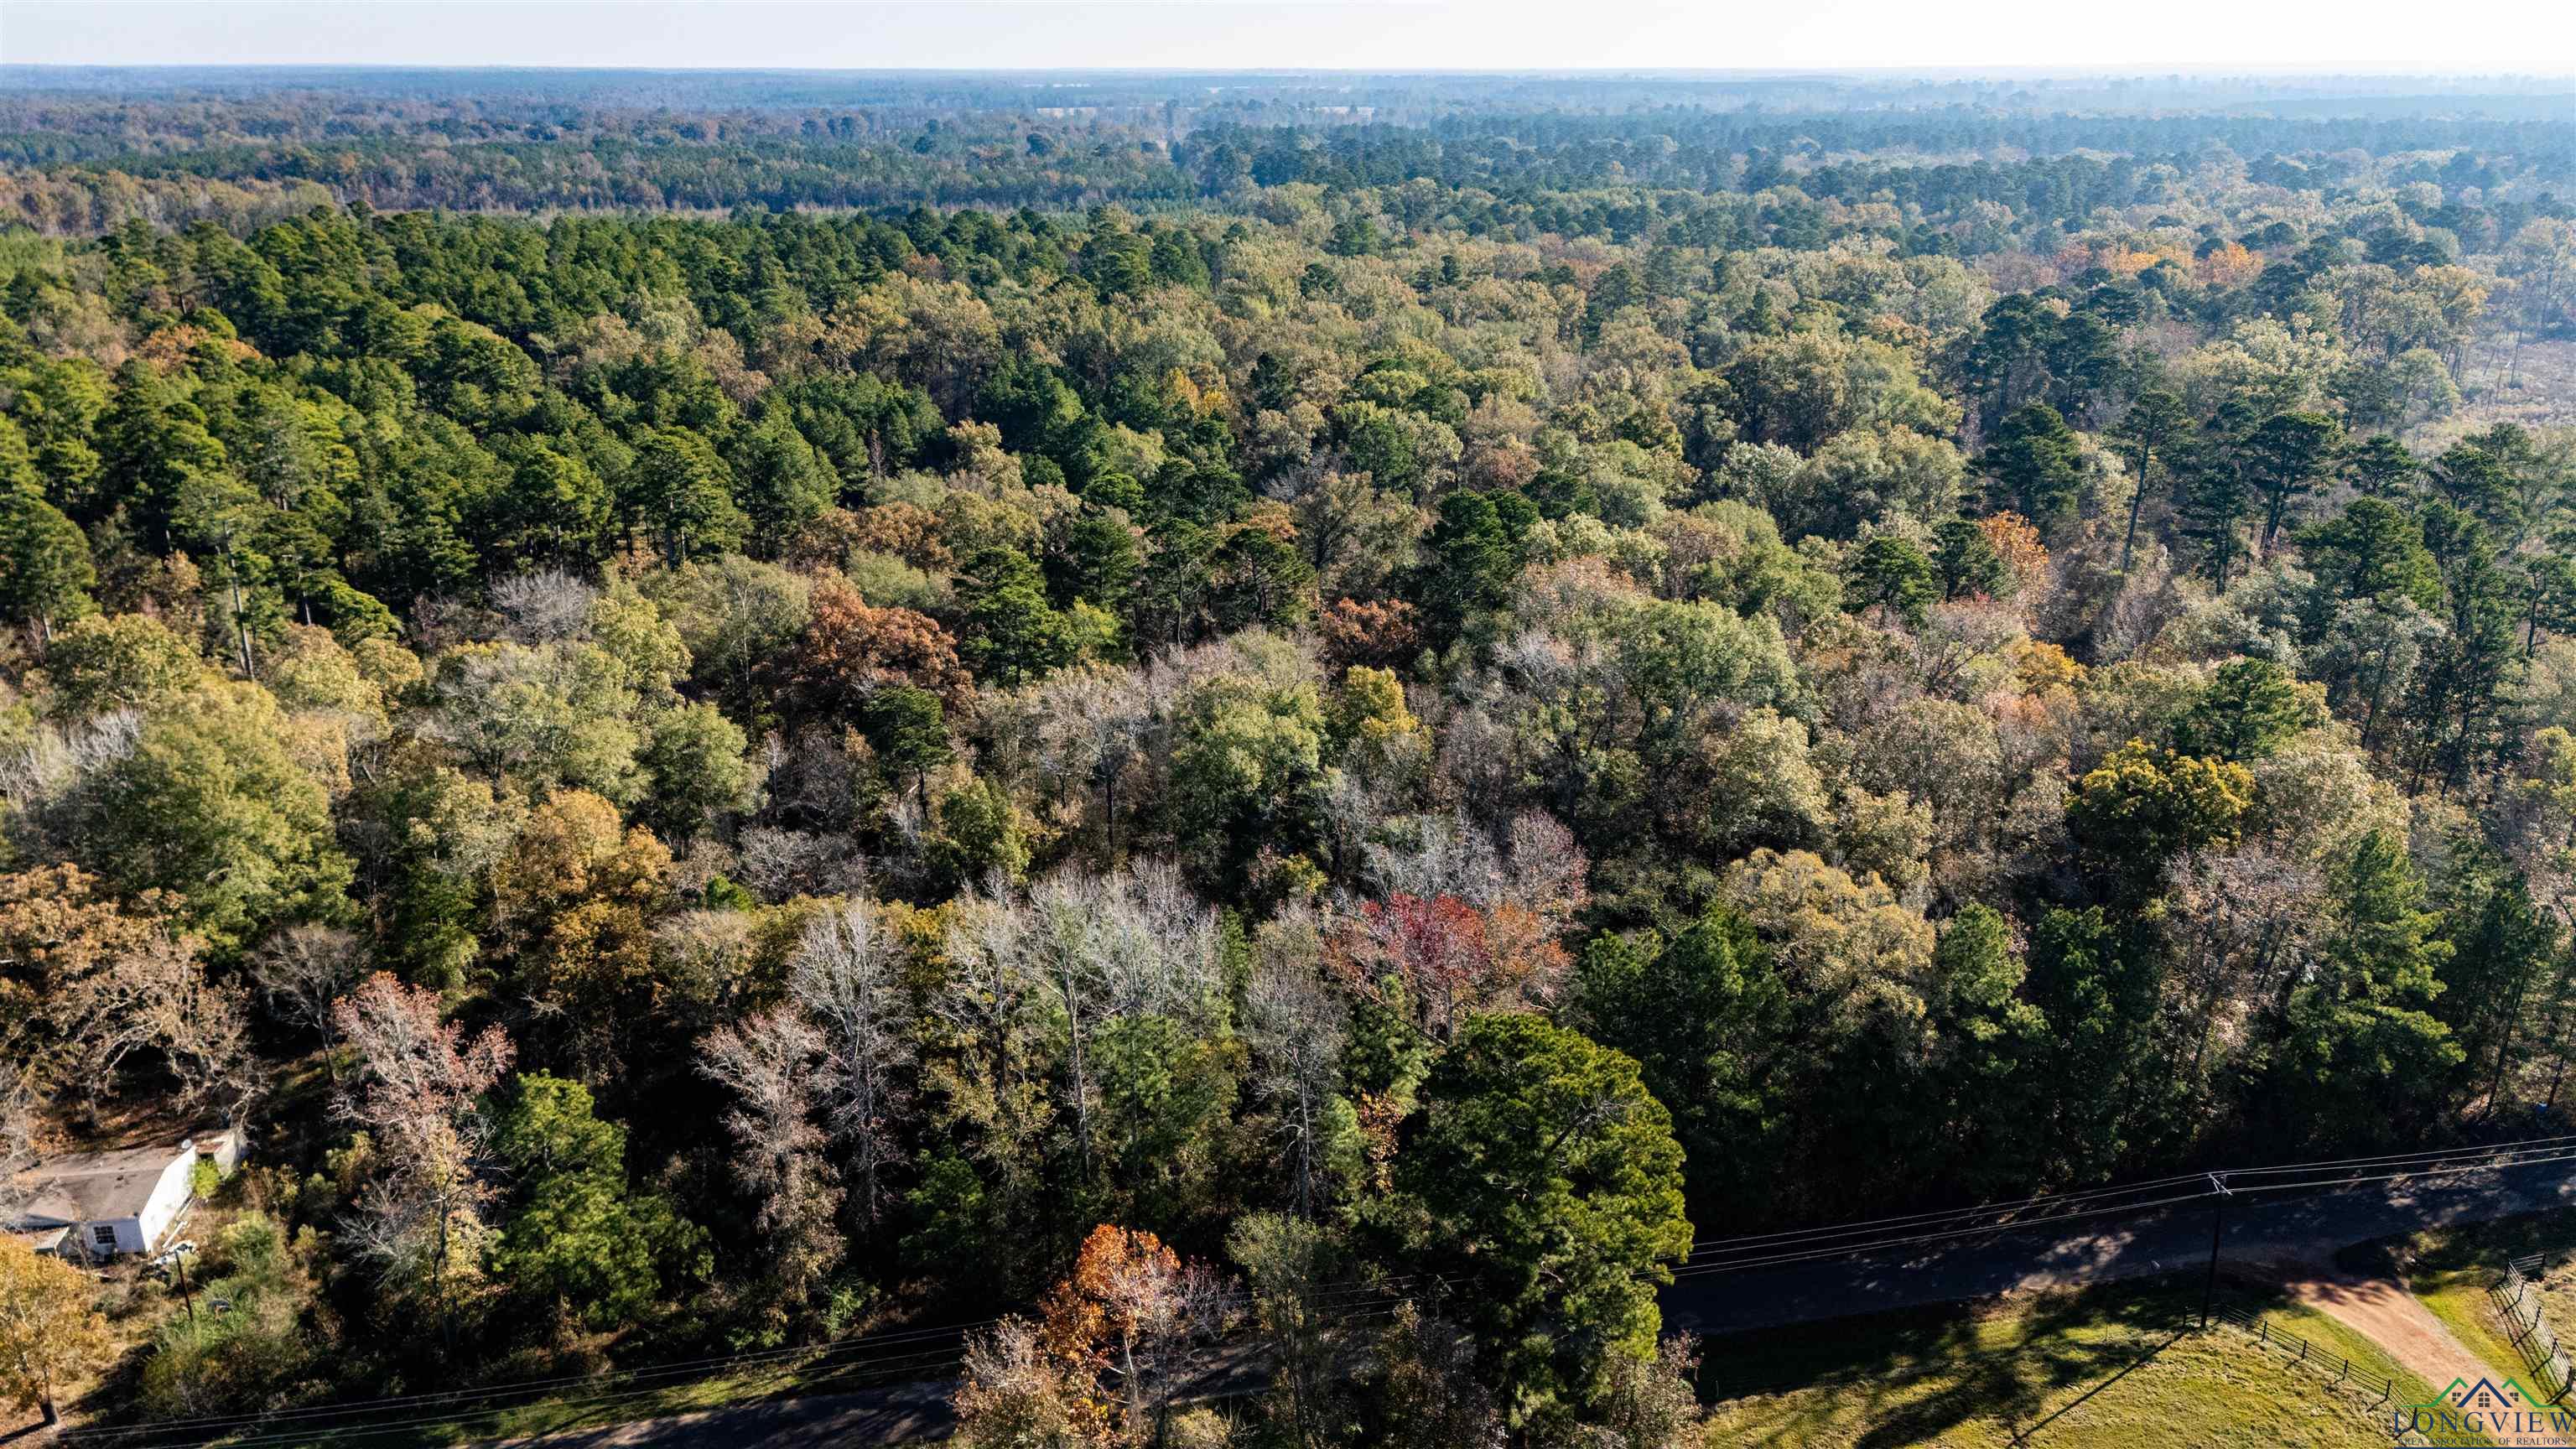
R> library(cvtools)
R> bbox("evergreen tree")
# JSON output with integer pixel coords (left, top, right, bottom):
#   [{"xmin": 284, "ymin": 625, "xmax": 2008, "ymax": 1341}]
[
  {"xmin": 1391, "ymin": 1014, "xmax": 1690, "ymax": 1433},
  {"xmin": 958, "ymin": 547, "xmax": 1072, "ymax": 685},
  {"xmin": 2110, "ymin": 388, "xmax": 2189, "ymax": 572},
  {"xmin": 0, "ymin": 490, "xmax": 96, "ymax": 646},
  {"xmin": 2267, "ymin": 834, "xmax": 2461, "ymax": 1144},
  {"xmin": 1982, "ymin": 402, "xmax": 2083, "ymax": 533},
  {"xmin": 2245, "ymin": 410, "xmax": 2341, "ymax": 548}
]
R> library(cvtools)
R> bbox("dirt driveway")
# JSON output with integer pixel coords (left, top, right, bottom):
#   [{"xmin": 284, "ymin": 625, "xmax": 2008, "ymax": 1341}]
[{"xmin": 2274, "ymin": 1265, "xmax": 2568, "ymax": 1446}]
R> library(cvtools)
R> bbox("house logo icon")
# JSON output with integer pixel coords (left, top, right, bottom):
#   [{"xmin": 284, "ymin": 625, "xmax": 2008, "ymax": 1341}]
[{"xmin": 2437, "ymin": 1376, "xmax": 2536, "ymax": 1412}]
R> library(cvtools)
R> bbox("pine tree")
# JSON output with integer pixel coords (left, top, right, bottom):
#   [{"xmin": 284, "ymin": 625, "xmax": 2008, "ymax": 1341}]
[
  {"xmin": 0, "ymin": 490, "xmax": 96, "ymax": 647},
  {"xmin": 1982, "ymin": 402, "xmax": 2083, "ymax": 533}
]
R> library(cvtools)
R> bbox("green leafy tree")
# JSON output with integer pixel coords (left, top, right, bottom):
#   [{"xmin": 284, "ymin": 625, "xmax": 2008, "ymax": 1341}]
[
  {"xmin": 2173, "ymin": 657, "xmax": 2315, "ymax": 761},
  {"xmin": 636, "ymin": 701, "xmax": 757, "ymax": 841},
  {"xmin": 2439, "ymin": 870, "xmax": 2558, "ymax": 1114},
  {"xmin": 38, "ymin": 612, "xmax": 201, "ymax": 714},
  {"xmin": 2067, "ymin": 741, "xmax": 2252, "ymax": 886},
  {"xmin": 1168, "ymin": 673, "xmax": 1327, "ymax": 891},
  {"xmin": 2245, "ymin": 410, "xmax": 2342, "ymax": 548},
  {"xmin": 933, "ymin": 776, "xmax": 1031, "ymax": 891},
  {"xmin": 489, "ymin": 1073, "xmax": 706, "ymax": 1329},
  {"xmin": 1982, "ymin": 402, "xmax": 2082, "ymax": 533},
  {"xmin": 1851, "ymin": 533, "xmax": 1938, "ymax": 624},
  {"xmin": 1390, "ymin": 1014, "xmax": 1690, "ymax": 1432},
  {"xmin": 1413, "ymin": 491, "xmax": 1525, "ymax": 645},
  {"xmin": 2110, "ymin": 388, "xmax": 2189, "ymax": 572},
  {"xmin": 958, "ymin": 547, "xmax": 1072, "ymax": 685},
  {"xmin": 1572, "ymin": 909, "xmax": 1787, "ymax": 1213},
  {"xmin": 79, "ymin": 680, "xmax": 354, "ymax": 948},
  {"xmin": 2301, "ymin": 497, "xmax": 2441, "ymax": 610},
  {"xmin": 0, "ymin": 490, "xmax": 96, "ymax": 647},
  {"xmin": 2022, "ymin": 907, "xmax": 2163, "ymax": 1182},
  {"xmin": 1926, "ymin": 906, "xmax": 2049, "ymax": 1197},
  {"xmin": 1208, "ymin": 524, "xmax": 1318, "ymax": 634},
  {"xmin": 2266, "ymin": 834, "xmax": 2463, "ymax": 1144},
  {"xmin": 730, "ymin": 413, "xmax": 839, "ymax": 545},
  {"xmin": 491, "ymin": 444, "xmax": 610, "ymax": 568},
  {"xmin": 628, "ymin": 429, "xmax": 746, "ymax": 565},
  {"xmin": 1931, "ymin": 516, "xmax": 2007, "ymax": 600},
  {"xmin": 2344, "ymin": 434, "xmax": 2421, "ymax": 499},
  {"xmin": 2179, "ymin": 405, "xmax": 2257, "ymax": 589}
]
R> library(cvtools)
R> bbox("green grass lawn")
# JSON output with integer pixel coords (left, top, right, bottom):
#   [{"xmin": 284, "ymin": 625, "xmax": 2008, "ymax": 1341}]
[{"xmin": 1700, "ymin": 1279, "xmax": 2419, "ymax": 1448}]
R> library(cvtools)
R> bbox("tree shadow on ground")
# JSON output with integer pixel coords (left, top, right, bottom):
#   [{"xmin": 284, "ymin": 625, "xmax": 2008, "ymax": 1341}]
[{"xmin": 1700, "ymin": 1275, "xmax": 2294, "ymax": 1448}]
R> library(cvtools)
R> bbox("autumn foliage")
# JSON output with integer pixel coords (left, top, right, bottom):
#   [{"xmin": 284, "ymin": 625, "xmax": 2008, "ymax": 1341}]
[
  {"xmin": 955, "ymin": 1224, "xmax": 1228, "ymax": 1448},
  {"xmin": 1327, "ymin": 893, "xmax": 1571, "ymax": 1041},
  {"xmin": 778, "ymin": 575, "xmax": 972, "ymax": 716}
]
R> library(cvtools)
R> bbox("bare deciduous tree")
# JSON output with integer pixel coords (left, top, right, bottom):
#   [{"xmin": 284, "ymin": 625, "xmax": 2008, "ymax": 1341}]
[
  {"xmin": 953, "ymin": 1316, "xmax": 1106, "ymax": 1449},
  {"xmin": 699, "ymin": 1006, "xmax": 842, "ymax": 1306},
  {"xmin": 252, "ymin": 922, "xmax": 365, "ymax": 1072},
  {"xmin": 333, "ymin": 973, "xmax": 515, "ymax": 1355},
  {"xmin": 1243, "ymin": 910, "xmax": 1349, "ymax": 1217},
  {"xmin": 789, "ymin": 898, "xmax": 915, "ymax": 1225},
  {"xmin": 2163, "ymin": 844, "xmax": 2324, "ymax": 1091},
  {"xmin": 1365, "ymin": 808, "xmax": 1590, "ymax": 936},
  {"xmin": 491, "ymin": 568, "xmax": 600, "ymax": 645},
  {"xmin": 946, "ymin": 863, "xmax": 1223, "ymax": 1178}
]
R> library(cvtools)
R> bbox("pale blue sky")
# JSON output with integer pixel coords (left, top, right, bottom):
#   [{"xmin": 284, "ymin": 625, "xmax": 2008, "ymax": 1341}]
[{"xmin": 2, "ymin": 0, "xmax": 2569, "ymax": 75}]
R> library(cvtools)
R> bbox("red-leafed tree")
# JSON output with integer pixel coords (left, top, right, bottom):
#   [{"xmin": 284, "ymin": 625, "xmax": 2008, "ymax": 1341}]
[{"xmin": 1327, "ymin": 893, "xmax": 1570, "ymax": 1041}]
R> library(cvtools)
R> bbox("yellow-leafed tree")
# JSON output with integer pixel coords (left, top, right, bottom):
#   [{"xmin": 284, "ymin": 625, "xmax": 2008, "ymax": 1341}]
[{"xmin": 0, "ymin": 1234, "xmax": 110, "ymax": 1426}]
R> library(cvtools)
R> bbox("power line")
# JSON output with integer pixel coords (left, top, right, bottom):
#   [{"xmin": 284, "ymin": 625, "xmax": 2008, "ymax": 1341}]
[
  {"xmin": 1682, "ymin": 1176, "xmax": 2211, "ymax": 1254},
  {"xmin": 1669, "ymin": 1189, "xmax": 2222, "ymax": 1278},
  {"xmin": 2216, "ymin": 1130, "xmax": 2576, "ymax": 1176},
  {"xmin": 2234, "ymin": 1143, "xmax": 2576, "ymax": 1194},
  {"xmin": 1675, "ymin": 1137, "xmax": 2576, "ymax": 1278},
  {"xmin": 1685, "ymin": 1130, "xmax": 2576, "ymax": 1256}
]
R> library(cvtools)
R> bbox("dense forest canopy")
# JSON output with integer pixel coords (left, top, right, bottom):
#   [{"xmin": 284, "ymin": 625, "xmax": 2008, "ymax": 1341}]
[{"xmin": 0, "ymin": 65, "xmax": 2573, "ymax": 1446}]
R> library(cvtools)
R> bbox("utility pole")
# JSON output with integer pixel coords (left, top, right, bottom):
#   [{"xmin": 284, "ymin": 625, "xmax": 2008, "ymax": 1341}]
[
  {"xmin": 174, "ymin": 1249, "xmax": 197, "ymax": 1327},
  {"xmin": 2200, "ymin": 1171, "xmax": 2231, "ymax": 1327}
]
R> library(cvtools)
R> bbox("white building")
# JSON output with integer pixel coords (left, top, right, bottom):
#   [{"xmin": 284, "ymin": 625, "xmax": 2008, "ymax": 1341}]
[{"xmin": 6, "ymin": 1130, "xmax": 242, "ymax": 1260}]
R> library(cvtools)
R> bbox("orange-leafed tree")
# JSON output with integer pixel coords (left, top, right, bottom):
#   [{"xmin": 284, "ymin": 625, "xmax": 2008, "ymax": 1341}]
[
  {"xmin": 1044, "ymin": 1224, "xmax": 1230, "ymax": 1446},
  {"xmin": 1976, "ymin": 511, "xmax": 2050, "ymax": 596},
  {"xmin": 779, "ymin": 574, "xmax": 971, "ymax": 719},
  {"xmin": 954, "ymin": 1223, "xmax": 1231, "ymax": 1448}
]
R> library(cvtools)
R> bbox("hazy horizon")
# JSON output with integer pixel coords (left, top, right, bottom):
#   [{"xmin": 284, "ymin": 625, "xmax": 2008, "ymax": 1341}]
[{"xmin": 6, "ymin": 1, "xmax": 2571, "ymax": 77}]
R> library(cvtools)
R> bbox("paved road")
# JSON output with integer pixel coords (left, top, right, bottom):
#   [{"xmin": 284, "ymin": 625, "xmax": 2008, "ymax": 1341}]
[
  {"xmin": 486, "ymin": 1161, "xmax": 2576, "ymax": 1447},
  {"xmin": 1663, "ymin": 1156, "xmax": 2576, "ymax": 1335}
]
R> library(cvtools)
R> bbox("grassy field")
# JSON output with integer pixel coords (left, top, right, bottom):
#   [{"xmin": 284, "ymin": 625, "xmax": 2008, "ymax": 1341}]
[{"xmin": 1700, "ymin": 1278, "xmax": 2428, "ymax": 1448}]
